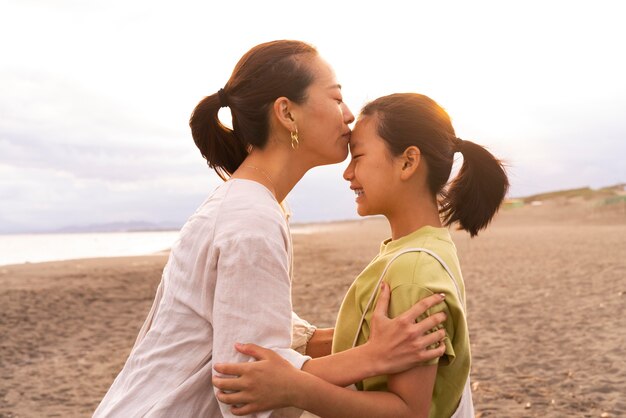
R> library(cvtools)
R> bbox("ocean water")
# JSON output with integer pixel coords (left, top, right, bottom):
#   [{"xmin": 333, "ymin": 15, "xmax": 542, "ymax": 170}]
[
  {"xmin": 0, "ymin": 231, "xmax": 181, "ymax": 266},
  {"xmin": 0, "ymin": 225, "xmax": 318, "ymax": 267}
]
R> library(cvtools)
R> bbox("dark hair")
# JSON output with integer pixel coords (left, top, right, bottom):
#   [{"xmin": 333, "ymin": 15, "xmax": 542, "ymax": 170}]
[
  {"xmin": 189, "ymin": 40, "xmax": 318, "ymax": 180},
  {"xmin": 361, "ymin": 93, "xmax": 509, "ymax": 237}
]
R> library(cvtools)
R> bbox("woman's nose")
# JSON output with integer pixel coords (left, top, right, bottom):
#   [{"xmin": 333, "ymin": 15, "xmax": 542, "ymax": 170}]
[{"xmin": 343, "ymin": 103, "xmax": 355, "ymax": 125}]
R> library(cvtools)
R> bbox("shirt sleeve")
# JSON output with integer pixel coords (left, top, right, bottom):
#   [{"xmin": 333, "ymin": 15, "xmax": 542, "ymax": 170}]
[
  {"xmin": 291, "ymin": 311, "xmax": 317, "ymax": 355},
  {"xmin": 212, "ymin": 232, "xmax": 310, "ymax": 418},
  {"xmin": 388, "ymin": 284, "xmax": 455, "ymax": 366}
]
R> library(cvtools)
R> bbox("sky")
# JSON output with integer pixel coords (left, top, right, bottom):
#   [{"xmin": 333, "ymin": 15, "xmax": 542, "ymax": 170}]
[{"xmin": 1, "ymin": 0, "xmax": 625, "ymax": 233}]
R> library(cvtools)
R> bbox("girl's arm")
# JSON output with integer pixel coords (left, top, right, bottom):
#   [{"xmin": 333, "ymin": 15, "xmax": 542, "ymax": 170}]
[
  {"xmin": 214, "ymin": 343, "xmax": 438, "ymax": 418},
  {"xmin": 297, "ymin": 362, "xmax": 438, "ymax": 418},
  {"xmin": 303, "ymin": 283, "xmax": 445, "ymax": 386},
  {"xmin": 214, "ymin": 282, "xmax": 446, "ymax": 388}
]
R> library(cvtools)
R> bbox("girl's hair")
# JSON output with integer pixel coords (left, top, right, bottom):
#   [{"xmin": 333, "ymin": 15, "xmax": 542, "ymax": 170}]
[
  {"xmin": 361, "ymin": 93, "xmax": 509, "ymax": 237},
  {"xmin": 189, "ymin": 40, "xmax": 318, "ymax": 180}
]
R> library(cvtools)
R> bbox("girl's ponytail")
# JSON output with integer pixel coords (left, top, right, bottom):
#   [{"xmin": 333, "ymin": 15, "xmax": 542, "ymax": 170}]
[
  {"xmin": 189, "ymin": 91, "xmax": 247, "ymax": 181},
  {"xmin": 360, "ymin": 93, "xmax": 509, "ymax": 237},
  {"xmin": 440, "ymin": 139, "xmax": 509, "ymax": 237}
]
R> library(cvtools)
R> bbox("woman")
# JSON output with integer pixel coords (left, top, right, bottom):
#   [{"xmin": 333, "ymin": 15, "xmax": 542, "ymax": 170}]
[
  {"xmin": 212, "ymin": 93, "xmax": 509, "ymax": 417},
  {"xmin": 94, "ymin": 42, "xmax": 447, "ymax": 417}
]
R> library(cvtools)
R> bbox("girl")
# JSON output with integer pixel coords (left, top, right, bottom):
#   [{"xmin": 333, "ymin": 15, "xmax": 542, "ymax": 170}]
[
  {"xmin": 213, "ymin": 93, "xmax": 509, "ymax": 417},
  {"xmin": 93, "ymin": 43, "xmax": 448, "ymax": 418}
]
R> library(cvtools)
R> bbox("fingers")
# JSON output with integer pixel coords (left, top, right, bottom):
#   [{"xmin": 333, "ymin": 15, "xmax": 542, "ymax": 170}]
[
  {"xmin": 215, "ymin": 388, "xmax": 248, "ymax": 405},
  {"xmin": 418, "ymin": 328, "xmax": 447, "ymax": 350},
  {"xmin": 414, "ymin": 311, "xmax": 447, "ymax": 334},
  {"xmin": 213, "ymin": 362, "xmax": 249, "ymax": 376},
  {"xmin": 372, "ymin": 282, "xmax": 391, "ymax": 319},
  {"xmin": 234, "ymin": 343, "xmax": 271, "ymax": 360},
  {"xmin": 231, "ymin": 404, "xmax": 261, "ymax": 416},
  {"xmin": 212, "ymin": 375, "xmax": 243, "ymax": 392},
  {"xmin": 401, "ymin": 292, "xmax": 446, "ymax": 322},
  {"xmin": 215, "ymin": 388, "xmax": 266, "ymax": 415},
  {"xmin": 415, "ymin": 332, "xmax": 447, "ymax": 363}
]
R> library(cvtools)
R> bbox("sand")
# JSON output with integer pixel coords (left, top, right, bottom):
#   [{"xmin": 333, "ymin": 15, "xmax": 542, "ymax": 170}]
[{"xmin": 1, "ymin": 201, "xmax": 624, "ymax": 417}]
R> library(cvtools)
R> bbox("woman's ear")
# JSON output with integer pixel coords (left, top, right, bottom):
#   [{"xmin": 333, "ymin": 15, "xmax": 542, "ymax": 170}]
[
  {"xmin": 272, "ymin": 97, "xmax": 297, "ymax": 132},
  {"xmin": 399, "ymin": 146, "xmax": 421, "ymax": 180}
]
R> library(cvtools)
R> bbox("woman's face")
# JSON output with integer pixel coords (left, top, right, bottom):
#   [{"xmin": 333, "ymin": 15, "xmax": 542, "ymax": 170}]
[
  {"xmin": 343, "ymin": 115, "xmax": 401, "ymax": 217},
  {"xmin": 292, "ymin": 56, "xmax": 355, "ymax": 166}
]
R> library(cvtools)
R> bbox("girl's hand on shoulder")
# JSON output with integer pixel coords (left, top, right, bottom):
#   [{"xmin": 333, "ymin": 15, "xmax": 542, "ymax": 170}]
[
  {"xmin": 367, "ymin": 282, "xmax": 447, "ymax": 375},
  {"xmin": 213, "ymin": 343, "xmax": 304, "ymax": 415}
]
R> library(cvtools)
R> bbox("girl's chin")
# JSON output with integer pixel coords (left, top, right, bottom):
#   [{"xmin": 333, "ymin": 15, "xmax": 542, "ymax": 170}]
[{"xmin": 356, "ymin": 205, "xmax": 370, "ymax": 217}]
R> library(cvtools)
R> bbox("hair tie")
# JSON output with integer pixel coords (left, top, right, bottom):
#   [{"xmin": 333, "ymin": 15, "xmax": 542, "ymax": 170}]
[
  {"xmin": 453, "ymin": 137, "xmax": 464, "ymax": 152},
  {"xmin": 217, "ymin": 88, "xmax": 229, "ymax": 108}
]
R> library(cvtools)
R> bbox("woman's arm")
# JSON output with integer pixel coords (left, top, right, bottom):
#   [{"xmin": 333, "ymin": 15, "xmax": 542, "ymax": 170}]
[
  {"xmin": 211, "ymin": 232, "xmax": 308, "ymax": 418},
  {"xmin": 291, "ymin": 311, "xmax": 332, "ymax": 358},
  {"xmin": 305, "ymin": 328, "xmax": 334, "ymax": 358},
  {"xmin": 214, "ymin": 344, "xmax": 438, "ymax": 418}
]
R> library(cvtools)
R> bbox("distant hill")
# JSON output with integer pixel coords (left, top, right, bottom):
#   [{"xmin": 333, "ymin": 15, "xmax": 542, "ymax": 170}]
[
  {"xmin": 518, "ymin": 183, "xmax": 625, "ymax": 203},
  {"xmin": 53, "ymin": 221, "xmax": 182, "ymax": 233}
]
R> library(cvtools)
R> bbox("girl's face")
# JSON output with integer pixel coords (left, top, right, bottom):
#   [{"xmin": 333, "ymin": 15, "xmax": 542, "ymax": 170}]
[
  {"xmin": 291, "ymin": 56, "xmax": 355, "ymax": 166},
  {"xmin": 343, "ymin": 115, "xmax": 402, "ymax": 217}
]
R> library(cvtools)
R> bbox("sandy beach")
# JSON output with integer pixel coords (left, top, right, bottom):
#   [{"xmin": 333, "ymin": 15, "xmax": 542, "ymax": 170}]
[{"xmin": 1, "ymin": 198, "xmax": 624, "ymax": 417}]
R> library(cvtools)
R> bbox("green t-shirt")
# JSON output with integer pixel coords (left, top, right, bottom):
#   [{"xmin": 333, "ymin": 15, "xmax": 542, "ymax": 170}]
[{"xmin": 332, "ymin": 226, "xmax": 471, "ymax": 418}]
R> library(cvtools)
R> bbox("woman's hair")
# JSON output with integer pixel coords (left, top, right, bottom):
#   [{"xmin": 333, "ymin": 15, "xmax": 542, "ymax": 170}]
[
  {"xmin": 189, "ymin": 40, "xmax": 318, "ymax": 180},
  {"xmin": 361, "ymin": 93, "xmax": 509, "ymax": 237}
]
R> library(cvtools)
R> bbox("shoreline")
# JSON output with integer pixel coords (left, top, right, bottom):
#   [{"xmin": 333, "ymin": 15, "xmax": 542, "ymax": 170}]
[{"xmin": 0, "ymin": 218, "xmax": 378, "ymax": 268}]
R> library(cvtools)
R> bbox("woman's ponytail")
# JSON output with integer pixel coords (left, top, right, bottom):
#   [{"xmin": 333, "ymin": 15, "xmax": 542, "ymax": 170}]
[
  {"xmin": 189, "ymin": 40, "xmax": 318, "ymax": 181},
  {"xmin": 440, "ymin": 139, "xmax": 509, "ymax": 237},
  {"xmin": 189, "ymin": 92, "xmax": 248, "ymax": 181}
]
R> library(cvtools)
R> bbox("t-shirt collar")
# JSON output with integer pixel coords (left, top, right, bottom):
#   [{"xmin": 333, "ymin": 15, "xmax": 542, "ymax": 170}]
[{"xmin": 379, "ymin": 225, "xmax": 450, "ymax": 256}]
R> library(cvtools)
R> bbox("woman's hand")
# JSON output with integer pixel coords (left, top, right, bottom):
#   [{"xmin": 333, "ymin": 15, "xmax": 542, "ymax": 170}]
[
  {"xmin": 213, "ymin": 343, "xmax": 304, "ymax": 415},
  {"xmin": 365, "ymin": 282, "xmax": 447, "ymax": 376}
]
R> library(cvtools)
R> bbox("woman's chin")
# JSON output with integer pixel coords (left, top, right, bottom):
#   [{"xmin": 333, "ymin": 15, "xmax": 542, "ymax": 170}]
[
  {"xmin": 313, "ymin": 149, "xmax": 349, "ymax": 166},
  {"xmin": 335, "ymin": 148, "xmax": 349, "ymax": 163}
]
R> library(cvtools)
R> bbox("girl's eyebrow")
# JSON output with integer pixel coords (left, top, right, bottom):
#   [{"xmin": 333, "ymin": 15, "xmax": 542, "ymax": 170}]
[{"xmin": 328, "ymin": 84, "xmax": 342, "ymax": 90}]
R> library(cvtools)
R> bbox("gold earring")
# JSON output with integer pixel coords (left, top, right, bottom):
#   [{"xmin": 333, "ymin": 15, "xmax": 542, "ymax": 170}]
[{"xmin": 290, "ymin": 128, "xmax": 299, "ymax": 150}]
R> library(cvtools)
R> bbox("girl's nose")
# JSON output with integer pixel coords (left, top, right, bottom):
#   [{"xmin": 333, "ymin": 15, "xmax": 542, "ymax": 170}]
[{"xmin": 343, "ymin": 163, "xmax": 353, "ymax": 181}]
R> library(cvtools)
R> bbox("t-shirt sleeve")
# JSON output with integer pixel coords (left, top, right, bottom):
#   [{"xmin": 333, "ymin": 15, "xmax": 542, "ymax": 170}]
[
  {"xmin": 387, "ymin": 283, "xmax": 456, "ymax": 366},
  {"xmin": 212, "ymin": 232, "xmax": 310, "ymax": 418}
]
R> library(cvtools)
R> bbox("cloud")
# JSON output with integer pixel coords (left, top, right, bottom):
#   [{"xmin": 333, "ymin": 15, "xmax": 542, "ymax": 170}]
[
  {"xmin": 0, "ymin": 71, "xmax": 203, "ymax": 180},
  {"xmin": 1, "ymin": 0, "xmax": 625, "ymax": 233}
]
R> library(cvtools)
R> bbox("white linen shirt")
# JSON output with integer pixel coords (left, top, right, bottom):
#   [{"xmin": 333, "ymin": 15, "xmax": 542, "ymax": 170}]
[{"xmin": 94, "ymin": 179, "xmax": 310, "ymax": 418}]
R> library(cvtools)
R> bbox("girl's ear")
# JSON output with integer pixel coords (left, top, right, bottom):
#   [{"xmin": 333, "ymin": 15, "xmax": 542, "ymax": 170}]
[
  {"xmin": 399, "ymin": 146, "xmax": 421, "ymax": 180},
  {"xmin": 272, "ymin": 97, "xmax": 298, "ymax": 132}
]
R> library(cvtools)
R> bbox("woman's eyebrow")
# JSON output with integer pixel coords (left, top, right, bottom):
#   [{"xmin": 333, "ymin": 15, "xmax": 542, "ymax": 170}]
[{"xmin": 328, "ymin": 83, "xmax": 342, "ymax": 90}]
